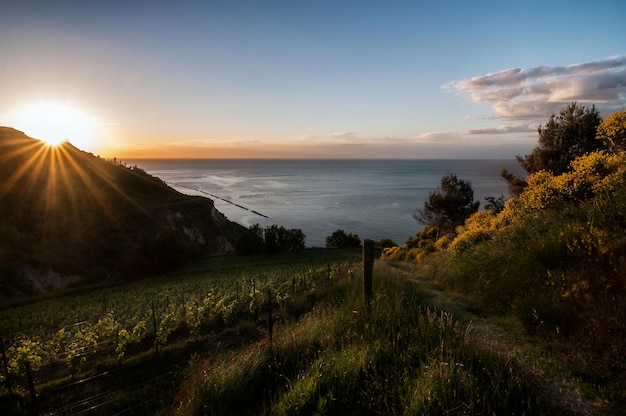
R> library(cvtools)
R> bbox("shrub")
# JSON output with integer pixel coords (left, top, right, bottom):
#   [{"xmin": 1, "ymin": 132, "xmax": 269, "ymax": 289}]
[
  {"xmin": 325, "ymin": 229, "xmax": 361, "ymax": 248},
  {"xmin": 237, "ymin": 224, "xmax": 306, "ymax": 254},
  {"xmin": 423, "ymin": 151, "xmax": 626, "ymax": 380}
]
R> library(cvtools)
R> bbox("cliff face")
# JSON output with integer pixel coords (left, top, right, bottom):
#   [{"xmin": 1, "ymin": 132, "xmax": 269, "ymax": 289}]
[{"xmin": 0, "ymin": 127, "xmax": 246, "ymax": 296}]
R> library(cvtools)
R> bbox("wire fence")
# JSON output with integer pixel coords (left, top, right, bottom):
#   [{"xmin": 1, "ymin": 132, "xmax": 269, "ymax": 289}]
[{"xmin": 1, "ymin": 258, "xmax": 366, "ymax": 415}]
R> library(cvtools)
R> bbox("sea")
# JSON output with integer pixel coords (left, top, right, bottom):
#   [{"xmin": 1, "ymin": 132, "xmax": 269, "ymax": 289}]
[{"xmin": 125, "ymin": 159, "xmax": 526, "ymax": 248}]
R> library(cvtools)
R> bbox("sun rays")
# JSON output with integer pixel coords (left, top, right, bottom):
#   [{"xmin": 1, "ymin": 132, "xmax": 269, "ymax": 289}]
[{"xmin": 0, "ymin": 134, "xmax": 154, "ymax": 251}]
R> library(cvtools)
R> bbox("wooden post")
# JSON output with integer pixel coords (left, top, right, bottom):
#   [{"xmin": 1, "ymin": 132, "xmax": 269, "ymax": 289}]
[
  {"xmin": 363, "ymin": 239, "xmax": 375, "ymax": 306},
  {"xmin": 267, "ymin": 289, "xmax": 273, "ymax": 345},
  {"xmin": 253, "ymin": 278, "xmax": 258, "ymax": 322},
  {"xmin": 25, "ymin": 360, "xmax": 39, "ymax": 416}
]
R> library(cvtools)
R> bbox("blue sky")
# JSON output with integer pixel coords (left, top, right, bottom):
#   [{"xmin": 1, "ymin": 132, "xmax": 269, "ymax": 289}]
[{"xmin": 1, "ymin": 0, "xmax": 625, "ymax": 158}]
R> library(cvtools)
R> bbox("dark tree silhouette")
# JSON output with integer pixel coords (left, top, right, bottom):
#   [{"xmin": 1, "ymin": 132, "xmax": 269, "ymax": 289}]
[
  {"xmin": 500, "ymin": 168, "xmax": 527, "ymax": 197},
  {"xmin": 414, "ymin": 173, "xmax": 479, "ymax": 238},
  {"xmin": 237, "ymin": 224, "xmax": 305, "ymax": 254},
  {"xmin": 502, "ymin": 102, "xmax": 603, "ymax": 195},
  {"xmin": 325, "ymin": 229, "xmax": 361, "ymax": 248},
  {"xmin": 484, "ymin": 195, "xmax": 506, "ymax": 213},
  {"xmin": 520, "ymin": 102, "xmax": 603, "ymax": 175},
  {"xmin": 236, "ymin": 224, "xmax": 265, "ymax": 254}
]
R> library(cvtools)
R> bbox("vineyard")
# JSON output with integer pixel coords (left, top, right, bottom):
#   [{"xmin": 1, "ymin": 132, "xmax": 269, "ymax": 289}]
[{"xmin": 0, "ymin": 250, "xmax": 361, "ymax": 415}]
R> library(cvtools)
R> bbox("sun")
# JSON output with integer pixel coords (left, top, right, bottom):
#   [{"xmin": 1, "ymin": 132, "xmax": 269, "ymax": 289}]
[{"xmin": 5, "ymin": 101, "xmax": 104, "ymax": 151}]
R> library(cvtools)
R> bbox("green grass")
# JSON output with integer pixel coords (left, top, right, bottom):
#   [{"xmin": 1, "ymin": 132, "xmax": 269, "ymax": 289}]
[
  {"xmin": 171, "ymin": 262, "xmax": 565, "ymax": 416},
  {"xmin": 2, "ymin": 248, "xmax": 617, "ymax": 415}
]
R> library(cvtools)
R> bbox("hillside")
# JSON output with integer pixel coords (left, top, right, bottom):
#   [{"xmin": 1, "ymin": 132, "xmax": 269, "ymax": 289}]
[{"xmin": 0, "ymin": 127, "xmax": 246, "ymax": 297}]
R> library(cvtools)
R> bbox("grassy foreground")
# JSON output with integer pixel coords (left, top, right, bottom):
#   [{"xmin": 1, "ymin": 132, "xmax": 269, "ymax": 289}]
[{"xmin": 168, "ymin": 262, "xmax": 576, "ymax": 416}]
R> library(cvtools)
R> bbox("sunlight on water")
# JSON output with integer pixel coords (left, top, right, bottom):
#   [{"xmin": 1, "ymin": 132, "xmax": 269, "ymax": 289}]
[{"xmin": 127, "ymin": 159, "xmax": 525, "ymax": 247}]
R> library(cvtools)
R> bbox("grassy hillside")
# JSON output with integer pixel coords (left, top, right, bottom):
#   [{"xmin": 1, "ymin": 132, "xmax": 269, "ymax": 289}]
[
  {"xmin": 0, "ymin": 127, "xmax": 246, "ymax": 297},
  {"xmin": 1, "ymin": 244, "xmax": 620, "ymax": 414},
  {"xmin": 169, "ymin": 261, "xmax": 604, "ymax": 415},
  {"xmin": 382, "ymin": 150, "xmax": 626, "ymax": 411}
]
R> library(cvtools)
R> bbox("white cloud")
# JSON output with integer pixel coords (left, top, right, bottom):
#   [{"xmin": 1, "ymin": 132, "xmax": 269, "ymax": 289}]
[
  {"xmin": 445, "ymin": 56, "xmax": 626, "ymax": 121},
  {"xmin": 413, "ymin": 131, "xmax": 460, "ymax": 144},
  {"xmin": 329, "ymin": 131, "xmax": 358, "ymax": 142},
  {"xmin": 462, "ymin": 124, "xmax": 537, "ymax": 135}
]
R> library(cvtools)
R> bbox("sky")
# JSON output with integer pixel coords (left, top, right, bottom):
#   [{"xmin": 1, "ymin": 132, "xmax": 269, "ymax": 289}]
[{"xmin": 1, "ymin": 0, "xmax": 625, "ymax": 159}]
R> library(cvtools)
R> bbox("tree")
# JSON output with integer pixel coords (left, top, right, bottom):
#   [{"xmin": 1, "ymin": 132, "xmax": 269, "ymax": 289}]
[
  {"xmin": 597, "ymin": 109, "xmax": 626, "ymax": 151},
  {"xmin": 484, "ymin": 195, "xmax": 506, "ymax": 213},
  {"xmin": 325, "ymin": 229, "xmax": 361, "ymax": 248},
  {"xmin": 500, "ymin": 168, "xmax": 527, "ymax": 197},
  {"xmin": 285, "ymin": 228, "xmax": 306, "ymax": 252},
  {"xmin": 265, "ymin": 225, "xmax": 305, "ymax": 253},
  {"xmin": 375, "ymin": 238, "xmax": 397, "ymax": 249},
  {"xmin": 237, "ymin": 224, "xmax": 306, "ymax": 254},
  {"xmin": 263, "ymin": 225, "xmax": 283, "ymax": 253},
  {"xmin": 517, "ymin": 102, "xmax": 603, "ymax": 175},
  {"xmin": 236, "ymin": 224, "xmax": 265, "ymax": 254},
  {"xmin": 413, "ymin": 173, "xmax": 479, "ymax": 238}
]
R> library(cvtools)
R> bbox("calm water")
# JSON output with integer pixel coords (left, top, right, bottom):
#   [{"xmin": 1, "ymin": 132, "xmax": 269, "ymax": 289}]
[{"xmin": 126, "ymin": 159, "xmax": 525, "ymax": 247}]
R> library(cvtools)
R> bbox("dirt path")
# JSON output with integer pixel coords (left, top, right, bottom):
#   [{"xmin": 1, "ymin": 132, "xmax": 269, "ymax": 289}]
[
  {"xmin": 400, "ymin": 271, "xmax": 606, "ymax": 416},
  {"xmin": 466, "ymin": 316, "xmax": 604, "ymax": 416}
]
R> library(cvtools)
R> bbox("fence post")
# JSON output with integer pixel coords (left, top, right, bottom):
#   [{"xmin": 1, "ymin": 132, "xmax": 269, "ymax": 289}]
[
  {"xmin": 363, "ymin": 239, "xmax": 375, "ymax": 306},
  {"xmin": 24, "ymin": 360, "xmax": 39, "ymax": 416},
  {"xmin": 253, "ymin": 279, "xmax": 258, "ymax": 322},
  {"xmin": 267, "ymin": 289, "xmax": 273, "ymax": 345}
]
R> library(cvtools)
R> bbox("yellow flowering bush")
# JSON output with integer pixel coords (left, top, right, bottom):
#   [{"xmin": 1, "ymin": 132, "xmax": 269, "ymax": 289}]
[
  {"xmin": 434, "ymin": 233, "xmax": 454, "ymax": 250},
  {"xmin": 597, "ymin": 109, "xmax": 626, "ymax": 149},
  {"xmin": 449, "ymin": 211, "xmax": 497, "ymax": 252},
  {"xmin": 518, "ymin": 171, "xmax": 560, "ymax": 210},
  {"xmin": 448, "ymin": 197, "xmax": 520, "ymax": 253},
  {"xmin": 416, "ymin": 135, "xmax": 626, "ymax": 375},
  {"xmin": 381, "ymin": 225, "xmax": 437, "ymax": 262},
  {"xmin": 381, "ymin": 246, "xmax": 401, "ymax": 258},
  {"xmin": 518, "ymin": 152, "xmax": 626, "ymax": 211},
  {"xmin": 561, "ymin": 222, "xmax": 610, "ymax": 258}
]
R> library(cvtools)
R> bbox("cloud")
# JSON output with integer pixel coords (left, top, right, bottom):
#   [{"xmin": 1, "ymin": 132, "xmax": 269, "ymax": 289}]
[
  {"xmin": 445, "ymin": 56, "xmax": 626, "ymax": 121},
  {"xmin": 413, "ymin": 131, "xmax": 460, "ymax": 144},
  {"xmin": 462, "ymin": 124, "xmax": 537, "ymax": 135},
  {"xmin": 331, "ymin": 131, "xmax": 357, "ymax": 140}
]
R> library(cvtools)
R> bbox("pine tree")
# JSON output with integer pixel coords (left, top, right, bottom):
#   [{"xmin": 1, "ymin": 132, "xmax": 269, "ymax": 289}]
[{"xmin": 414, "ymin": 173, "xmax": 479, "ymax": 238}]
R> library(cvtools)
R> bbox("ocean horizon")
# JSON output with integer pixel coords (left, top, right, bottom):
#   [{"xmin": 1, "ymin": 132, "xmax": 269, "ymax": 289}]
[{"xmin": 126, "ymin": 159, "xmax": 526, "ymax": 247}]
